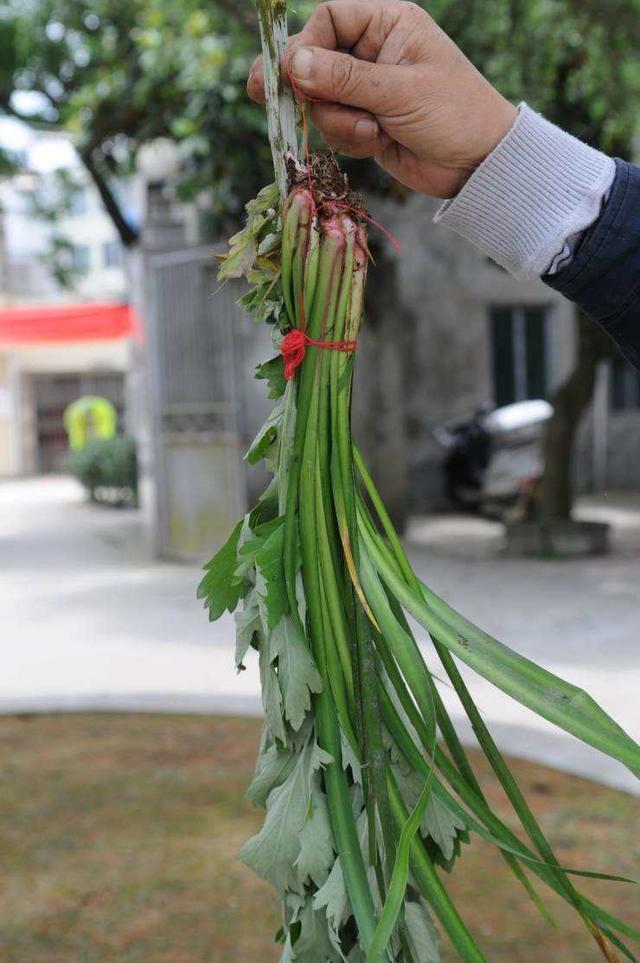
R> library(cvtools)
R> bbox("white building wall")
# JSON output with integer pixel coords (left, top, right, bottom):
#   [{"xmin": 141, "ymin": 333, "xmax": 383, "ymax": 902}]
[
  {"xmin": 0, "ymin": 121, "xmax": 131, "ymax": 305},
  {"xmin": 0, "ymin": 121, "xmax": 134, "ymax": 477}
]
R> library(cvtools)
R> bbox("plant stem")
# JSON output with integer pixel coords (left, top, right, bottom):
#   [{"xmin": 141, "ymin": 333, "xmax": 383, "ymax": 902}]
[{"xmin": 255, "ymin": 0, "xmax": 298, "ymax": 202}]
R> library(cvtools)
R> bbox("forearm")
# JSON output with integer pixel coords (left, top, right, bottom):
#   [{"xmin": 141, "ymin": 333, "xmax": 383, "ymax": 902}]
[{"xmin": 435, "ymin": 104, "xmax": 616, "ymax": 279}]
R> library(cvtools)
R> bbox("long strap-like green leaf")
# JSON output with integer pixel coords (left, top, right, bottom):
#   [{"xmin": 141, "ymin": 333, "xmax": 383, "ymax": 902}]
[
  {"xmin": 360, "ymin": 517, "xmax": 640, "ymax": 778},
  {"xmin": 366, "ymin": 777, "xmax": 433, "ymax": 963}
]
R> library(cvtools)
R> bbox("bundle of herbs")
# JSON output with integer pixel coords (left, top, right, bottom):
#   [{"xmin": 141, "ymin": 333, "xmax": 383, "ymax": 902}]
[{"xmin": 199, "ymin": 3, "xmax": 640, "ymax": 960}]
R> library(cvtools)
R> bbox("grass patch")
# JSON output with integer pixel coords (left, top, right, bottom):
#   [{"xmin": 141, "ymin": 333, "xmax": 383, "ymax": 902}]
[{"xmin": 0, "ymin": 714, "xmax": 638, "ymax": 962}]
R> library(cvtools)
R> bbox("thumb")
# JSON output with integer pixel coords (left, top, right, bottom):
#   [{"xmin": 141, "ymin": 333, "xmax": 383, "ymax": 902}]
[{"xmin": 290, "ymin": 45, "xmax": 406, "ymax": 115}]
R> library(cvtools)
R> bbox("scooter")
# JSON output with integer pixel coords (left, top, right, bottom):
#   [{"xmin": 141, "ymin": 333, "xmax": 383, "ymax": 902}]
[{"xmin": 433, "ymin": 399, "xmax": 553, "ymax": 517}]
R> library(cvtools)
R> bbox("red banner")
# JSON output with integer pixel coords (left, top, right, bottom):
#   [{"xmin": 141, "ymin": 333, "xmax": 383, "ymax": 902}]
[{"xmin": 0, "ymin": 303, "xmax": 137, "ymax": 345}]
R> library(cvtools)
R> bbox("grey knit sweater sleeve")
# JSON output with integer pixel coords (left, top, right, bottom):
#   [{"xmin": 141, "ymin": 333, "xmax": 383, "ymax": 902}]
[{"xmin": 434, "ymin": 104, "xmax": 616, "ymax": 280}]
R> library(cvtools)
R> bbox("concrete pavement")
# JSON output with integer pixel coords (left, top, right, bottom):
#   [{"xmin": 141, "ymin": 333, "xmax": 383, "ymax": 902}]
[{"xmin": 1, "ymin": 476, "xmax": 639, "ymax": 795}]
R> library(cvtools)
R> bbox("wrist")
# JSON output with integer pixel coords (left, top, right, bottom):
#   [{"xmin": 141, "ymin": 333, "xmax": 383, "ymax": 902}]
[
  {"xmin": 435, "ymin": 103, "xmax": 616, "ymax": 279},
  {"xmin": 455, "ymin": 97, "xmax": 519, "ymax": 194}
]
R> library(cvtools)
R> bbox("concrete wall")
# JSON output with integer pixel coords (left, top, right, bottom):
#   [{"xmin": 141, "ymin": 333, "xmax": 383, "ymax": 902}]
[
  {"xmin": 0, "ymin": 355, "xmax": 12, "ymax": 475},
  {"xmin": 352, "ymin": 193, "xmax": 576, "ymax": 510},
  {"xmin": 606, "ymin": 413, "xmax": 640, "ymax": 491}
]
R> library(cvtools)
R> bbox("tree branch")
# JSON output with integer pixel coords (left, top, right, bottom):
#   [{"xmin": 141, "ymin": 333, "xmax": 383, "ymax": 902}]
[
  {"xmin": 81, "ymin": 148, "xmax": 140, "ymax": 249},
  {"xmin": 0, "ymin": 91, "xmax": 58, "ymax": 129}
]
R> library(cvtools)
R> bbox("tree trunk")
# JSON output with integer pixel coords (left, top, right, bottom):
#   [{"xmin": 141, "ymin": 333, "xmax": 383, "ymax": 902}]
[
  {"xmin": 353, "ymin": 239, "xmax": 409, "ymax": 532},
  {"xmin": 539, "ymin": 310, "xmax": 614, "ymax": 521},
  {"xmin": 82, "ymin": 149, "xmax": 140, "ymax": 249}
]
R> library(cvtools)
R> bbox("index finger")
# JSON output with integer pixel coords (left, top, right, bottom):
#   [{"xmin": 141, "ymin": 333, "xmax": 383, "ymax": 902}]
[
  {"xmin": 247, "ymin": 0, "xmax": 404, "ymax": 102},
  {"xmin": 296, "ymin": 0, "xmax": 402, "ymax": 59}
]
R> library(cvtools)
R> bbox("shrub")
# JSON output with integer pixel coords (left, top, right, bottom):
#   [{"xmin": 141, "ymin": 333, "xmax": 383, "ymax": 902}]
[{"xmin": 69, "ymin": 434, "xmax": 138, "ymax": 506}]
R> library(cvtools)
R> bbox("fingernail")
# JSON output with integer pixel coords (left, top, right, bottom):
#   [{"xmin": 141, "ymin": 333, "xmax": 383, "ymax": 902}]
[
  {"xmin": 292, "ymin": 47, "xmax": 314, "ymax": 80},
  {"xmin": 354, "ymin": 118, "xmax": 379, "ymax": 140}
]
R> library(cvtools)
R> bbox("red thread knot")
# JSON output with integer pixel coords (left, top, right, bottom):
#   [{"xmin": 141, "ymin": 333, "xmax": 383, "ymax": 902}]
[{"xmin": 281, "ymin": 328, "xmax": 358, "ymax": 380}]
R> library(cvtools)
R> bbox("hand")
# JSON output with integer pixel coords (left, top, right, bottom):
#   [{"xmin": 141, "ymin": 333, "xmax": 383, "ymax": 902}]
[{"xmin": 248, "ymin": 0, "xmax": 517, "ymax": 198}]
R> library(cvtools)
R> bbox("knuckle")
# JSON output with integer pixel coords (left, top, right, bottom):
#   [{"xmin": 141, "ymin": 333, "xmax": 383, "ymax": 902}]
[
  {"xmin": 331, "ymin": 55, "xmax": 356, "ymax": 95},
  {"xmin": 400, "ymin": 0, "xmax": 427, "ymax": 20},
  {"xmin": 381, "ymin": 9, "xmax": 396, "ymax": 35},
  {"xmin": 312, "ymin": 2, "xmax": 334, "ymax": 31}
]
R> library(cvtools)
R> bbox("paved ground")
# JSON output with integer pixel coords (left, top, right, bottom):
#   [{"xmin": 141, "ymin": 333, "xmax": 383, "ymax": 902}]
[{"xmin": 1, "ymin": 476, "xmax": 639, "ymax": 795}]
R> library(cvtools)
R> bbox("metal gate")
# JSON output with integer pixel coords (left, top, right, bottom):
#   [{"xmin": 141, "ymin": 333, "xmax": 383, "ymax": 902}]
[{"xmin": 145, "ymin": 245, "xmax": 248, "ymax": 560}]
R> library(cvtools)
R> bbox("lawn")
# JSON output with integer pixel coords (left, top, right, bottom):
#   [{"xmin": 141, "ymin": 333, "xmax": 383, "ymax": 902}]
[{"xmin": 1, "ymin": 714, "xmax": 638, "ymax": 963}]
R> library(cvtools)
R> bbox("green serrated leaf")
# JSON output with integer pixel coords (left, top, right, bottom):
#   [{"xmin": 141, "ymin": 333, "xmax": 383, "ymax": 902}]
[
  {"xmin": 404, "ymin": 900, "xmax": 440, "ymax": 963},
  {"xmin": 271, "ymin": 615, "xmax": 322, "ymax": 731},
  {"xmin": 197, "ymin": 520, "xmax": 244, "ymax": 621},
  {"xmin": 296, "ymin": 782, "xmax": 334, "ymax": 888},
  {"xmin": 238, "ymin": 738, "xmax": 332, "ymax": 896},
  {"xmin": 246, "ymin": 743, "xmax": 297, "ymax": 808},
  {"xmin": 249, "ymin": 479, "xmax": 279, "ymax": 528},
  {"xmin": 260, "ymin": 635, "xmax": 287, "ymax": 745},
  {"xmin": 246, "ymin": 396, "xmax": 285, "ymax": 466},
  {"xmin": 421, "ymin": 794, "xmax": 467, "ymax": 863},
  {"xmin": 287, "ymin": 894, "xmax": 342, "ymax": 963},
  {"xmin": 256, "ymin": 355, "xmax": 287, "ymax": 399},
  {"xmin": 341, "ymin": 733, "xmax": 362, "ymax": 785},
  {"xmin": 217, "ymin": 182, "xmax": 278, "ymax": 282},
  {"xmin": 236, "ymin": 516, "xmax": 283, "ymax": 582},
  {"xmin": 255, "ymin": 522, "xmax": 288, "ymax": 632},
  {"xmin": 217, "ymin": 226, "xmax": 259, "ymax": 280},
  {"xmin": 234, "ymin": 587, "xmax": 262, "ymax": 670},
  {"xmin": 313, "ymin": 856, "xmax": 349, "ymax": 936}
]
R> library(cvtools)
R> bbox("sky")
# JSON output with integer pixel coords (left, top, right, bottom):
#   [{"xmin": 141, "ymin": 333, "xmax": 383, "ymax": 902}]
[{"xmin": 0, "ymin": 116, "xmax": 77, "ymax": 173}]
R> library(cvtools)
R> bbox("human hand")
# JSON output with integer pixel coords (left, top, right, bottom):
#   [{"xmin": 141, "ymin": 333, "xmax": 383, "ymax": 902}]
[{"xmin": 248, "ymin": 0, "xmax": 517, "ymax": 198}]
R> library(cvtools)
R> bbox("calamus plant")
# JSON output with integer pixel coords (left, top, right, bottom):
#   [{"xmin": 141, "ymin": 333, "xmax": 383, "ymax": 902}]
[{"xmin": 199, "ymin": 3, "xmax": 640, "ymax": 960}]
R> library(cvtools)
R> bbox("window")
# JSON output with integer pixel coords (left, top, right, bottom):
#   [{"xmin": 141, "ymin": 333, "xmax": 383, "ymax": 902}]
[
  {"xmin": 103, "ymin": 240, "xmax": 123, "ymax": 268},
  {"xmin": 15, "ymin": 188, "xmax": 35, "ymax": 214},
  {"xmin": 71, "ymin": 244, "xmax": 90, "ymax": 272},
  {"xmin": 490, "ymin": 306, "xmax": 549, "ymax": 407},
  {"xmin": 68, "ymin": 188, "xmax": 89, "ymax": 217},
  {"xmin": 611, "ymin": 356, "xmax": 640, "ymax": 412}
]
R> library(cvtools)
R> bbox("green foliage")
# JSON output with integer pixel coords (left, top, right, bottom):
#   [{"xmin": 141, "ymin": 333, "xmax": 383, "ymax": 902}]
[
  {"xmin": 422, "ymin": 795, "xmax": 468, "ymax": 867},
  {"xmin": 1, "ymin": 0, "xmax": 274, "ymax": 234},
  {"xmin": 256, "ymin": 355, "xmax": 287, "ymax": 399},
  {"xmin": 41, "ymin": 236, "xmax": 87, "ymax": 290},
  {"xmin": 434, "ymin": 0, "xmax": 640, "ymax": 151},
  {"xmin": 197, "ymin": 519, "xmax": 245, "ymax": 621},
  {"xmin": 271, "ymin": 615, "xmax": 322, "ymax": 731},
  {"xmin": 246, "ymin": 396, "xmax": 285, "ymax": 466},
  {"xmin": 404, "ymin": 901, "xmax": 440, "ymax": 963},
  {"xmin": 68, "ymin": 434, "xmax": 137, "ymax": 504},
  {"xmin": 238, "ymin": 734, "xmax": 333, "ymax": 896},
  {"xmin": 217, "ymin": 182, "xmax": 279, "ymax": 280},
  {"xmin": 26, "ymin": 170, "xmax": 90, "ymax": 288},
  {"xmin": 246, "ymin": 742, "xmax": 297, "ymax": 807}
]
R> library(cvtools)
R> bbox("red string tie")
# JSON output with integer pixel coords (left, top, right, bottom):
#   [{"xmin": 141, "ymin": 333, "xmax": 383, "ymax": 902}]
[{"xmin": 281, "ymin": 328, "xmax": 358, "ymax": 380}]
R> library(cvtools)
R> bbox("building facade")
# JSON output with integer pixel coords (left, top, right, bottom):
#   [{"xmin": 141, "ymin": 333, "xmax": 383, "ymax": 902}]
[{"xmin": 0, "ymin": 122, "xmax": 133, "ymax": 477}]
